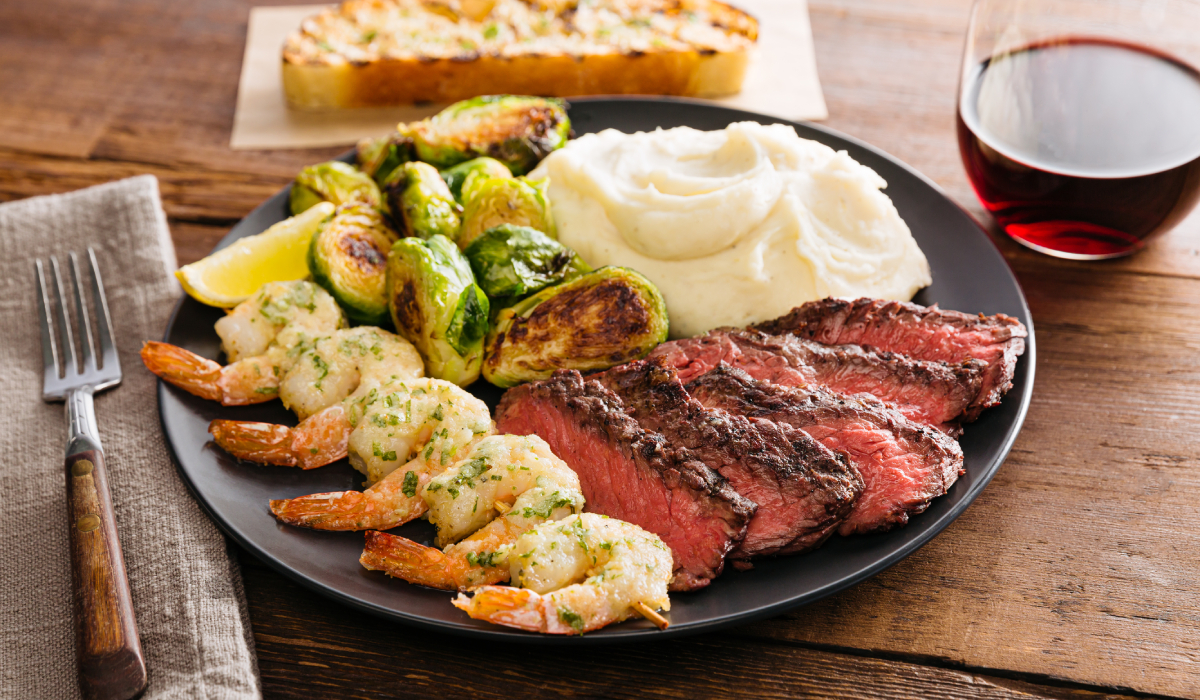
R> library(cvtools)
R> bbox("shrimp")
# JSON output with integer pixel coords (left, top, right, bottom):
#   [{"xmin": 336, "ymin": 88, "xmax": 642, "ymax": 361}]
[
  {"xmin": 142, "ymin": 281, "xmax": 424, "ymax": 418},
  {"xmin": 359, "ymin": 435, "xmax": 585, "ymax": 590},
  {"xmin": 258, "ymin": 378, "xmax": 495, "ymax": 530},
  {"xmin": 275, "ymin": 326, "xmax": 424, "ymax": 419},
  {"xmin": 361, "ymin": 485, "xmax": 582, "ymax": 590},
  {"xmin": 451, "ymin": 514, "xmax": 673, "ymax": 635},
  {"xmin": 215, "ymin": 280, "xmax": 344, "ymax": 362},
  {"xmin": 424, "ymin": 434, "xmax": 583, "ymax": 546}
]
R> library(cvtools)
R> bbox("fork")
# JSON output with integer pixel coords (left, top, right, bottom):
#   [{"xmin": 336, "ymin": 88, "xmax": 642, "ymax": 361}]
[{"xmin": 36, "ymin": 249, "xmax": 148, "ymax": 700}]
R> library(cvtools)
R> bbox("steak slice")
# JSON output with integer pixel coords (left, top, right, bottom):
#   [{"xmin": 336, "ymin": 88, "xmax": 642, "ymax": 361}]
[
  {"xmin": 687, "ymin": 365, "xmax": 964, "ymax": 536},
  {"xmin": 754, "ymin": 297, "xmax": 1027, "ymax": 420},
  {"xmin": 495, "ymin": 370, "xmax": 756, "ymax": 591},
  {"xmin": 596, "ymin": 360, "xmax": 863, "ymax": 563},
  {"xmin": 649, "ymin": 329, "xmax": 984, "ymax": 431}
]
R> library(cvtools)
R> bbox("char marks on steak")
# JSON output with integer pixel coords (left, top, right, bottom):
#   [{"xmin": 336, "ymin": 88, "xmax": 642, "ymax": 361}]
[
  {"xmin": 754, "ymin": 297, "xmax": 1027, "ymax": 420},
  {"xmin": 596, "ymin": 360, "xmax": 863, "ymax": 563},
  {"xmin": 687, "ymin": 365, "xmax": 964, "ymax": 536},
  {"xmin": 495, "ymin": 370, "xmax": 756, "ymax": 591},
  {"xmin": 649, "ymin": 329, "xmax": 984, "ymax": 431}
]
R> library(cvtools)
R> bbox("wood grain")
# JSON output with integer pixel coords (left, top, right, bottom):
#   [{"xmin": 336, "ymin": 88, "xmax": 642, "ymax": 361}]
[
  {"xmin": 66, "ymin": 450, "xmax": 147, "ymax": 700},
  {"xmin": 5, "ymin": 0, "xmax": 1200, "ymax": 697},
  {"xmin": 240, "ymin": 554, "xmax": 1157, "ymax": 700}
]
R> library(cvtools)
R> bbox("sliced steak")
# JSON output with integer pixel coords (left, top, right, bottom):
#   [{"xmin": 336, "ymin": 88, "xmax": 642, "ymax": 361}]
[
  {"xmin": 754, "ymin": 297, "xmax": 1027, "ymax": 420},
  {"xmin": 687, "ymin": 365, "xmax": 964, "ymax": 536},
  {"xmin": 595, "ymin": 360, "xmax": 863, "ymax": 563},
  {"xmin": 649, "ymin": 329, "xmax": 984, "ymax": 431},
  {"xmin": 495, "ymin": 370, "xmax": 756, "ymax": 591}
]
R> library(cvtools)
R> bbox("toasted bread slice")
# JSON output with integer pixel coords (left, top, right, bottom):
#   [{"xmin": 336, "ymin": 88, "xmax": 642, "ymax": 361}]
[{"xmin": 283, "ymin": 0, "xmax": 758, "ymax": 110}]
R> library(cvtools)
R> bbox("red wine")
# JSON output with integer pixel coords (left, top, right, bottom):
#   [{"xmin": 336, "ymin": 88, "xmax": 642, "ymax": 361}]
[{"xmin": 958, "ymin": 38, "xmax": 1200, "ymax": 258}]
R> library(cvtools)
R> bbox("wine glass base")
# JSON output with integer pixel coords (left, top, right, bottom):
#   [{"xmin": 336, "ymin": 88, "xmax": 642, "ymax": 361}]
[{"xmin": 1006, "ymin": 234, "xmax": 1143, "ymax": 260}]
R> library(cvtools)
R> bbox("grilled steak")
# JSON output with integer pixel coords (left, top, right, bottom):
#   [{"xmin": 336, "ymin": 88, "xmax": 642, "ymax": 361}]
[
  {"xmin": 754, "ymin": 297, "xmax": 1027, "ymax": 420},
  {"xmin": 649, "ymin": 329, "xmax": 984, "ymax": 431},
  {"xmin": 596, "ymin": 360, "xmax": 863, "ymax": 563},
  {"xmin": 495, "ymin": 370, "xmax": 756, "ymax": 591},
  {"xmin": 687, "ymin": 365, "xmax": 964, "ymax": 536}
]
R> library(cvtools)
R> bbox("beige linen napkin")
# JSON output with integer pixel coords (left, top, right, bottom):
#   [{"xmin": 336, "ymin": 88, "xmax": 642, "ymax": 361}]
[
  {"xmin": 230, "ymin": 0, "xmax": 827, "ymax": 149},
  {"xmin": 0, "ymin": 177, "xmax": 261, "ymax": 700}
]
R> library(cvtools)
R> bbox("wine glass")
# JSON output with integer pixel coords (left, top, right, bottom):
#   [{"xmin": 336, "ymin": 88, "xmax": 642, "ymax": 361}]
[{"xmin": 957, "ymin": 0, "xmax": 1200, "ymax": 259}]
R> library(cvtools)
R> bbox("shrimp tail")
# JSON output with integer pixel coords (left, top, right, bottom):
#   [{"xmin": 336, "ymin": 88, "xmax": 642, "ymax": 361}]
[
  {"xmin": 142, "ymin": 341, "xmax": 278, "ymax": 406},
  {"xmin": 141, "ymin": 341, "xmax": 223, "ymax": 402},
  {"xmin": 210, "ymin": 420, "xmax": 299, "ymax": 466},
  {"xmin": 361, "ymin": 531, "xmax": 458, "ymax": 590},
  {"xmin": 453, "ymin": 587, "xmax": 559, "ymax": 633},
  {"xmin": 209, "ymin": 406, "xmax": 349, "ymax": 469},
  {"xmin": 270, "ymin": 482, "xmax": 427, "ymax": 531}
]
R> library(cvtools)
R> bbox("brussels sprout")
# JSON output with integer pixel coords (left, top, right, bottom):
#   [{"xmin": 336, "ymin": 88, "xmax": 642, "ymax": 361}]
[
  {"xmin": 457, "ymin": 177, "xmax": 554, "ymax": 250},
  {"xmin": 383, "ymin": 162, "xmax": 463, "ymax": 240},
  {"xmin": 403, "ymin": 95, "xmax": 571, "ymax": 175},
  {"xmin": 387, "ymin": 235, "xmax": 490, "ymax": 386},
  {"xmin": 482, "ymin": 267, "xmax": 669, "ymax": 388},
  {"xmin": 464, "ymin": 225, "xmax": 590, "ymax": 299},
  {"xmin": 356, "ymin": 134, "xmax": 414, "ymax": 185},
  {"xmin": 439, "ymin": 157, "xmax": 512, "ymax": 204},
  {"xmin": 308, "ymin": 204, "xmax": 398, "ymax": 325},
  {"xmin": 290, "ymin": 161, "xmax": 382, "ymax": 215}
]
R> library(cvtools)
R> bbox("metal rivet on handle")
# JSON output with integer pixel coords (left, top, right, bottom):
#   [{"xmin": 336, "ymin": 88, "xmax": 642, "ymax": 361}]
[
  {"xmin": 71, "ymin": 459, "xmax": 94, "ymax": 477},
  {"xmin": 76, "ymin": 514, "xmax": 100, "ymax": 532}
]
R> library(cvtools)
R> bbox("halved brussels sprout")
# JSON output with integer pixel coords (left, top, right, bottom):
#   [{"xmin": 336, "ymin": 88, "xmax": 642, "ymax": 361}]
[
  {"xmin": 308, "ymin": 204, "xmax": 398, "ymax": 325},
  {"xmin": 457, "ymin": 177, "xmax": 554, "ymax": 250},
  {"xmin": 383, "ymin": 162, "xmax": 463, "ymax": 240},
  {"xmin": 403, "ymin": 95, "xmax": 571, "ymax": 175},
  {"xmin": 387, "ymin": 235, "xmax": 490, "ymax": 386},
  {"xmin": 439, "ymin": 157, "xmax": 512, "ymax": 204},
  {"xmin": 463, "ymin": 224, "xmax": 590, "ymax": 299},
  {"xmin": 482, "ymin": 267, "xmax": 669, "ymax": 388},
  {"xmin": 290, "ymin": 161, "xmax": 382, "ymax": 215},
  {"xmin": 356, "ymin": 134, "xmax": 414, "ymax": 185}
]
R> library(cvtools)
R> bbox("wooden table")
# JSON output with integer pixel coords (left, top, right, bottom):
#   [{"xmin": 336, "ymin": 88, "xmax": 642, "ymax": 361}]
[{"xmin": 4, "ymin": 1, "xmax": 1199, "ymax": 697}]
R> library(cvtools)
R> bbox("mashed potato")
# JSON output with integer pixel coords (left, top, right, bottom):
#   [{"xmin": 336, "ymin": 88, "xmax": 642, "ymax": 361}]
[{"xmin": 530, "ymin": 122, "xmax": 931, "ymax": 338}]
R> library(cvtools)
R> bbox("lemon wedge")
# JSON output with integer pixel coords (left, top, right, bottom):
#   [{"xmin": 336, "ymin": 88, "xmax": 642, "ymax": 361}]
[{"xmin": 176, "ymin": 203, "xmax": 336, "ymax": 308}]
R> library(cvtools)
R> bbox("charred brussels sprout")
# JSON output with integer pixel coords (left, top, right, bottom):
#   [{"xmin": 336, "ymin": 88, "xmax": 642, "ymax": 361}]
[
  {"xmin": 387, "ymin": 235, "xmax": 489, "ymax": 386},
  {"xmin": 290, "ymin": 161, "xmax": 382, "ymax": 215},
  {"xmin": 308, "ymin": 204, "xmax": 398, "ymax": 325},
  {"xmin": 403, "ymin": 95, "xmax": 571, "ymax": 175},
  {"xmin": 458, "ymin": 177, "xmax": 553, "ymax": 250},
  {"xmin": 356, "ymin": 134, "xmax": 414, "ymax": 185},
  {"xmin": 439, "ymin": 157, "xmax": 512, "ymax": 204},
  {"xmin": 464, "ymin": 225, "xmax": 590, "ymax": 299},
  {"xmin": 483, "ymin": 267, "xmax": 669, "ymax": 388},
  {"xmin": 383, "ymin": 162, "xmax": 463, "ymax": 240}
]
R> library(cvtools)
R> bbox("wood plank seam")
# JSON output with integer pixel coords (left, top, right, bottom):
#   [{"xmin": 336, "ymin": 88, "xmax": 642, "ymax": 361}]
[{"xmin": 733, "ymin": 636, "xmax": 1189, "ymax": 700}]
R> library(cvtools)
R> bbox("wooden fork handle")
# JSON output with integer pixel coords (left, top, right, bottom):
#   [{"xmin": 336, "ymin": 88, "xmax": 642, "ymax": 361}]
[{"xmin": 66, "ymin": 449, "xmax": 147, "ymax": 700}]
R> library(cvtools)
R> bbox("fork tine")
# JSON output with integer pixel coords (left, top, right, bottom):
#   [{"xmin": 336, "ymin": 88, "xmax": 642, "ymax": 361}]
[
  {"xmin": 69, "ymin": 252, "xmax": 97, "ymax": 373},
  {"xmin": 49, "ymin": 257, "xmax": 79, "ymax": 376},
  {"xmin": 35, "ymin": 260, "xmax": 61, "ymax": 382},
  {"xmin": 88, "ymin": 248, "xmax": 120, "ymax": 375}
]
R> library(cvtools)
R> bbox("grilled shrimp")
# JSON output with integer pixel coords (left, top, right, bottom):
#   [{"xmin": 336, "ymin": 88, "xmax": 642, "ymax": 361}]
[
  {"xmin": 254, "ymin": 378, "xmax": 494, "ymax": 530},
  {"xmin": 451, "ymin": 514, "xmax": 673, "ymax": 635},
  {"xmin": 143, "ymin": 281, "xmax": 424, "ymax": 418},
  {"xmin": 215, "ymin": 281, "xmax": 344, "ymax": 361},
  {"xmin": 276, "ymin": 326, "xmax": 424, "ymax": 419},
  {"xmin": 361, "ymin": 485, "xmax": 582, "ymax": 590},
  {"xmin": 424, "ymin": 435, "xmax": 583, "ymax": 547},
  {"xmin": 360, "ymin": 435, "xmax": 585, "ymax": 590}
]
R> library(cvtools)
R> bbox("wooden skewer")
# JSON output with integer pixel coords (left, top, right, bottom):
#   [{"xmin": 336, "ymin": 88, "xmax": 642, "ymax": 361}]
[
  {"xmin": 633, "ymin": 601, "xmax": 670, "ymax": 630},
  {"xmin": 493, "ymin": 501, "xmax": 512, "ymax": 515}
]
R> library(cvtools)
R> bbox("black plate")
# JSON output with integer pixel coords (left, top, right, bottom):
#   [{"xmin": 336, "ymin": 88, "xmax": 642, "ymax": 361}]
[{"xmin": 158, "ymin": 98, "xmax": 1035, "ymax": 642}]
